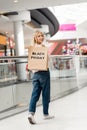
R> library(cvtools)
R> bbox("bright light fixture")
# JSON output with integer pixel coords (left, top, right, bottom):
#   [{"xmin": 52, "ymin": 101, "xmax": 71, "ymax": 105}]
[{"xmin": 14, "ymin": 0, "xmax": 18, "ymax": 3}]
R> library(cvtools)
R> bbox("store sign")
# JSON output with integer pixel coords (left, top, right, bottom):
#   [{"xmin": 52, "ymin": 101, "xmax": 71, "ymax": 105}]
[{"xmin": 59, "ymin": 24, "xmax": 76, "ymax": 31}]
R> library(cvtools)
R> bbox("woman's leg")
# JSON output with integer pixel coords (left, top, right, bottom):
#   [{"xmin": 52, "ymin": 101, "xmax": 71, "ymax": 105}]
[
  {"xmin": 40, "ymin": 70, "xmax": 50, "ymax": 115},
  {"xmin": 29, "ymin": 73, "xmax": 42, "ymax": 113}
]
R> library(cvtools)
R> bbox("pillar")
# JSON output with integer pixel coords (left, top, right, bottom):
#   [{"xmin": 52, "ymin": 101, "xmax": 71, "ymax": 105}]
[
  {"xmin": 8, "ymin": 11, "xmax": 31, "ymax": 81},
  {"xmin": 14, "ymin": 21, "xmax": 27, "ymax": 80}
]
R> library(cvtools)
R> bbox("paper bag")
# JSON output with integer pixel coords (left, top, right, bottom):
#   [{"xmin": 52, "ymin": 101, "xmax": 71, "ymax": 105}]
[{"xmin": 28, "ymin": 46, "xmax": 48, "ymax": 70}]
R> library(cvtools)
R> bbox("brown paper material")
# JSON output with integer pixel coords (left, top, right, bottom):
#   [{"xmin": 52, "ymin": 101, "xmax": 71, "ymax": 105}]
[{"xmin": 28, "ymin": 46, "xmax": 48, "ymax": 70}]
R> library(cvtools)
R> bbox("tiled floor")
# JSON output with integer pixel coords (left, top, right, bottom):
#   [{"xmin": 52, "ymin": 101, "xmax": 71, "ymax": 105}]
[{"xmin": 0, "ymin": 87, "xmax": 87, "ymax": 130}]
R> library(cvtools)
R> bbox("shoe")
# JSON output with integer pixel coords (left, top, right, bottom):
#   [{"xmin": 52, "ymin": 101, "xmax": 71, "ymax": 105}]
[
  {"xmin": 28, "ymin": 114, "xmax": 36, "ymax": 124},
  {"xmin": 43, "ymin": 114, "xmax": 55, "ymax": 120}
]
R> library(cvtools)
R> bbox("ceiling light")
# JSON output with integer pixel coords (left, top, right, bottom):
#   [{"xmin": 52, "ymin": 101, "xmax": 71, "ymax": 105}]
[{"xmin": 14, "ymin": 0, "xmax": 18, "ymax": 3}]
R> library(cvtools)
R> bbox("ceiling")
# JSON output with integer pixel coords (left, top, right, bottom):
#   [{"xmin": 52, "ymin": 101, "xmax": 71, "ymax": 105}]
[
  {"xmin": 0, "ymin": 8, "xmax": 59, "ymax": 42},
  {"xmin": 49, "ymin": 2, "xmax": 87, "ymax": 40},
  {"xmin": 0, "ymin": 0, "xmax": 87, "ymax": 12},
  {"xmin": 0, "ymin": 0, "xmax": 87, "ymax": 44}
]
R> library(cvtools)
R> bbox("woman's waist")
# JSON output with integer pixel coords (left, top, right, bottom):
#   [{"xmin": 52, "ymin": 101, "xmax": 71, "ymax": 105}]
[{"xmin": 33, "ymin": 68, "xmax": 49, "ymax": 73}]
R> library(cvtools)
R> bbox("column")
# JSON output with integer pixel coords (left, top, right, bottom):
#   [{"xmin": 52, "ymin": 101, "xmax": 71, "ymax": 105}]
[
  {"xmin": 14, "ymin": 21, "xmax": 27, "ymax": 81},
  {"xmin": 8, "ymin": 11, "xmax": 31, "ymax": 81}
]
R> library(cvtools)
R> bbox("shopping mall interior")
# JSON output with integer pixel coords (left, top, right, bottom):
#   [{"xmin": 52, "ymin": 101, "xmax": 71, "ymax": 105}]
[{"xmin": 0, "ymin": 0, "xmax": 87, "ymax": 130}]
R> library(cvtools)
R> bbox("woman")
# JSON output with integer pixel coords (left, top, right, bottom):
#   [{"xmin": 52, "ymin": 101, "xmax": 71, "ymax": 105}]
[{"xmin": 28, "ymin": 30, "xmax": 54, "ymax": 124}]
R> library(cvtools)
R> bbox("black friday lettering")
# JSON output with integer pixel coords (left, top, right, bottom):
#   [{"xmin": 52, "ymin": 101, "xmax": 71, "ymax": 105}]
[{"xmin": 31, "ymin": 51, "xmax": 45, "ymax": 59}]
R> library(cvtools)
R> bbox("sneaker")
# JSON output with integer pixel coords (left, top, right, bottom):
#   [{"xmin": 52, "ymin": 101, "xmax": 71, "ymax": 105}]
[
  {"xmin": 43, "ymin": 114, "xmax": 55, "ymax": 120},
  {"xmin": 28, "ymin": 114, "xmax": 36, "ymax": 124}
]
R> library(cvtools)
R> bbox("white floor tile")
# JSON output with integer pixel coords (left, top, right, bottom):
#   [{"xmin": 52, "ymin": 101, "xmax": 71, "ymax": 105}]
[{"xmin": 0, "ymin": 87, "xmax": 87, "ymax": 130}]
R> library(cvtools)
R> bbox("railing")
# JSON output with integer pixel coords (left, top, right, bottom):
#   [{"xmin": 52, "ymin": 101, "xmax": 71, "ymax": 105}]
[
  {"xmin": 0, "ymin": 55, "xmax": 87, "ymax": 119},
  {"xmin": 0, "ymin": 56, "xmax": 28, "ymax": 86}
]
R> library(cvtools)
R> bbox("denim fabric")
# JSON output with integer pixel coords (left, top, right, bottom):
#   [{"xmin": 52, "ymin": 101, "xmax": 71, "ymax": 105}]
[{"xmin": 29, "ymin": 69, "xmax": 50, "ymax": 115}]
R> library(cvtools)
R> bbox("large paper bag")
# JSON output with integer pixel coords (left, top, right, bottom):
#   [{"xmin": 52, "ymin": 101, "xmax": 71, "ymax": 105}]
[{"xmin": 28, "ymin": 46, "xmax": 48, "ymax": 70}]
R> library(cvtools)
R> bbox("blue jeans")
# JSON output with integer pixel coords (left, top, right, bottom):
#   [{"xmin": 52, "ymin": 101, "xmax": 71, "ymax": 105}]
[{"xmin": 29, "ymin": 69, "xmax": 50, "ymax": 115}]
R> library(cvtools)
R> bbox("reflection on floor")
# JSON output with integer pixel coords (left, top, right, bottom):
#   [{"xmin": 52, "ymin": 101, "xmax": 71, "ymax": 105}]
[{"xmin": 0, "ymin": 86, "xmax": 87, "ymax": 130}]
